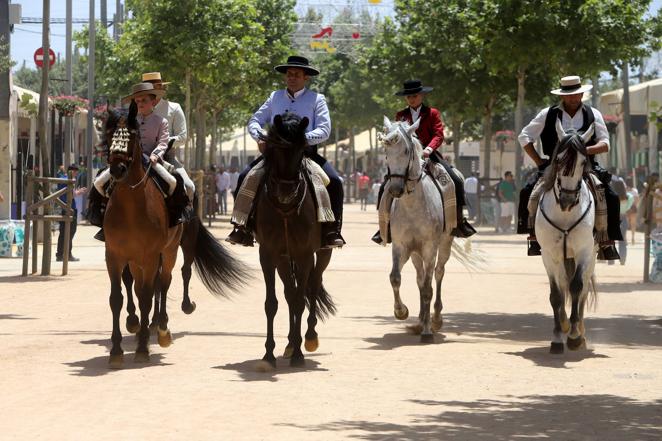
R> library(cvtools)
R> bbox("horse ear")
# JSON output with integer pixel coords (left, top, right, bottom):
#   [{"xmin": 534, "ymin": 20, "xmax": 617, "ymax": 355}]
[
  {"xmin": 299, "ymin": 116, "xmax": 309, "ymax": 134},
  {"xmin": 580, "ymin": 123, "xmax": 595, "ymax": 145},
  {"xmin": 128, "ymin": 100, "xmax": 138, "ymax": 128},
  {"xmin": 407, "ymin": 118, "xmax": 421, "ymax": 134},
  {"xmin": 383, "ymin": 115, "xmax": 392, "ymax": 131},
  {"xmin": 555, "ymin": 118, "xmax": 566, "ymax": 140}
]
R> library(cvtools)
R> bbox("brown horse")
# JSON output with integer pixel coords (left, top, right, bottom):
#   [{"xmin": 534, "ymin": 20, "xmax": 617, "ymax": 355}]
[
  {"xmin": 103, "ymin": 104, "xmax": 246, "ymax": 367},
  {"xmin": 254, "ymin": 113, "xmax": 336, "ymax": 370}
]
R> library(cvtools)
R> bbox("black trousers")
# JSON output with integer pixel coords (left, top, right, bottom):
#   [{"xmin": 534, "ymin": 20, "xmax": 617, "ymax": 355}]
[
  {"xmin": 234, "ymin": 149, "xmax": 344, "ymax": 223},
  {"xmin": 377, "ymin": 153, "xmax": 466, "ymax": 217},
  {"xmin": 517, "ymin": 162, "xmax": 623, "ymax": 241},
  {"xmin": 57, "ymin": 208, "xmax": 78, "ymax": 257}
]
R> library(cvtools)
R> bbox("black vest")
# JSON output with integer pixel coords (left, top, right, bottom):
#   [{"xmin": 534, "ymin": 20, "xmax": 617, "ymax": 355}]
[{"xmin": 539, "ymin": 104, "xmax": 597, "ymax": 158}]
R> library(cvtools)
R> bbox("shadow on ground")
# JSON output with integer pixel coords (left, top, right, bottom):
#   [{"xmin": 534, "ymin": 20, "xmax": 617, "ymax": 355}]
[
  {"xmin": 64, "ymin": 353, "xmax": 171, "ymax": 377},
  {"xmin": 598, "ymin": 282, "xmax": 662, "ymax": 293},
  {"xmin": 214, "ymin": 355, "xmax": 329, "ymax": 382},
  {"xmin": 0, "ymin": 314, "xmax": 35, "ymax": 320},
  {"xmin": 503, "ymin": 345, "xmax": 610, "ymax": 368},
  {"xmin": 350, "ymin": 312, "xmax": 662, "ymax": 348},
  {"xmin": 280, "ymin": 394, "xmax": 662, "ymax": 440}
]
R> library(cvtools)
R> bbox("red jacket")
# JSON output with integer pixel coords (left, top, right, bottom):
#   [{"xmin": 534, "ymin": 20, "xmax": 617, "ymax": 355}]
[{"xmin": 395, "ymin": 105, "xmax": 445, "ymax": 150}]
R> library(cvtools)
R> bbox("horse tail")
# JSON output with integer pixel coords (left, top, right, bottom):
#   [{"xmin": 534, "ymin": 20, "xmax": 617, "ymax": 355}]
[
  {"xmin": 450, "ymin": 238, "xmax": 487, "ymax": 273},
  {"xmin": 192, "ymin": 218, "xmax": 250, "ymax": 297},
  {"xmin": 305, "ymin": 283, "xmax": 337, "ymax": 321},
  {"xmin": 587, "ymin": 273, "xmax": 598, "ymax": 312}
]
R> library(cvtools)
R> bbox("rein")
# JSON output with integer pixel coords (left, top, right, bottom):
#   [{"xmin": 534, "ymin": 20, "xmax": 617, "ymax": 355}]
[
  {"xmin": 539, "ymin": 191, "xmax": 592, "ymax": 261},
  {"xmin": 385, "ymin": 125, "xmax": 423, "ymax": 194}
]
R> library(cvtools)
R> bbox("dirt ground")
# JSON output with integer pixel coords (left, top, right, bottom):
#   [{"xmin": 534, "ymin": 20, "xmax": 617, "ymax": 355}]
[{"xmin": 1, "ymin": 203, "xmax": 661, "ymax": 440}]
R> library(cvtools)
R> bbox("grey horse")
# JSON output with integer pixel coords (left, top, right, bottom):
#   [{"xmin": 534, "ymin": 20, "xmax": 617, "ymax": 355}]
[{"xmin": 378, "ymin": 116, "xmax": 454, "ymax": 342}]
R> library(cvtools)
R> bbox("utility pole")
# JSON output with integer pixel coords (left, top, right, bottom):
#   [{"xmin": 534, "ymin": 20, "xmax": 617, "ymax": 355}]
[
  {"xmin": 622, "ymin": 62, "xmax": 632, "ymax": 173},
  {"xmin": 113, "ymin": 0, "xmax": 121, "ymax": 41},
  {"xmin": 100, "ymin": 0, "xmax": 107, "ymax": 30},
  {"xmin": 39, "ymin": 0, "xmax": 53, "ymax": 274},
  {"xmin": 64, "ymin": 0, "xmax": 72, "ymax": 169},
  {"xmin": 0, "ymin": 0, "xmax": 12, "ymax": 220},
  {"xmin": 86, "ymin": 0, "xmax": 95, "ymax": 192}
]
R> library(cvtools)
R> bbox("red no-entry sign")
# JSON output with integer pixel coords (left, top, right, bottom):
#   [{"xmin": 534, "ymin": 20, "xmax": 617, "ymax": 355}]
[{"xmin": 34, "ymin": 47, "xmax": 56, "ymax": 68}]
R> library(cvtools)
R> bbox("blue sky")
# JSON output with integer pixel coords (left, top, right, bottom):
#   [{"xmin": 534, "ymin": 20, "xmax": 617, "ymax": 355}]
[{"xmin": 9, "ymin": 0, "xmax": 662, "ymax": 71}]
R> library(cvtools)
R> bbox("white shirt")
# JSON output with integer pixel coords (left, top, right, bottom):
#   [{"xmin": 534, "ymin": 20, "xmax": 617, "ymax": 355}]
[
  {"xmin": 229, "ymin": 171, "xmax": 239, "ymax": 192},
  {"xmin": 154, "ymin": 98, "xmax": 187, "ymax": 150},
  {"xmin": 409, "ymin": 105, "xmax": 422, "ymax": 122},
  {"xmin": 518, "ymin": 104, "xmax": 610, "ymax": 153},
  {"xmin": 464, "ymin": 176, "xmax": 478, "ymax": 194},
  {"xmin": 216, "ymin": 171, "xmax": 230, "ymax": 192}
]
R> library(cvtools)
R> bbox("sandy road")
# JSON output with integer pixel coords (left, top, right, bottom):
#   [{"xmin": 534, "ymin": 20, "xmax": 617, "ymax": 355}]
[{"xmin": 1, "ymin": 204, "xmax": 661, "ymax": 440}]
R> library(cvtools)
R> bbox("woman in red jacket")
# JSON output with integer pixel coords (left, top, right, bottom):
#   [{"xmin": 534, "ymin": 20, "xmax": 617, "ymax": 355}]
[{"xmin": 372, "ymin": 80, "xmax": 475, "ymax": 244}]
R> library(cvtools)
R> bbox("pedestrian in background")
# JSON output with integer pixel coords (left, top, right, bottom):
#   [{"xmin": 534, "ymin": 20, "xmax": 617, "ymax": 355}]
[
  {"xmin": 464, "ymin": 172, "xmax": 479, "ymax": 221},
  {"xmin": 626, "ymin": 177, "xmax": 639, "ymax": 244},
  {"xmin": 497, "ymin": 171, "xmax": 516, "ymax": 233},
  {"xmin": 56, "ymin": 164, "xmax": 87, "ymax": 262},
  {"xmin": 216, "ymin": 166, "xmax": 230, "ymax": 215}
]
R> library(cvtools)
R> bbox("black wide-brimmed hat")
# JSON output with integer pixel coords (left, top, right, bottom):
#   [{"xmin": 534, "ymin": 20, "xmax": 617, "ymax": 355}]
[
  {"xmin": 274, "ymin": 55, "xmax": 320, "ymax": 76},
  {"xmin": 395, "ymin": 79, "xmax": 433, "ymax": 96}
]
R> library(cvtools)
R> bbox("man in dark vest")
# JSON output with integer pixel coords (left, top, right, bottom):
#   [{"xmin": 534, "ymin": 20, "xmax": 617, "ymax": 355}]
[
  {"xmin": 517, "ymin": 75, "xmax": 622, "ymax": 260},
  {"xmin": 371, "ymin": 79, "xmax": 475, "ymax": 244}
]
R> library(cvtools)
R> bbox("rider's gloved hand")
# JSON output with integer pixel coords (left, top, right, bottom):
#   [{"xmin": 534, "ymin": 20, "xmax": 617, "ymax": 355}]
[
  {"xmin": 150, "ymin": 154, "xmax": 160, "ymax": 164},
  {"xmin": 538, "ymin": 159, "xmax": 550, "ymax": 172},
  {"xmin": 422, "ymin": 146, "xmax": 433, "ymax": 158}
]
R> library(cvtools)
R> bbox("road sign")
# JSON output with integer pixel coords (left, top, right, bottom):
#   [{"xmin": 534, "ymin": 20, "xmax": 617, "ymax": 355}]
[{"xmin": 34, "ymin": 47, "xmax": 56, "ymax": 68}]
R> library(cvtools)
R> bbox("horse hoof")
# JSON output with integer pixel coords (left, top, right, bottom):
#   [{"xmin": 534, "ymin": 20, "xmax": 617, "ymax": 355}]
[
  {"xmin": 566, "ymin": 336, "xmax": 585, "ymax": 351},
  {"xmin": 290, "ymin": 355, "xmax": 305, "ymax": 367},
  {"xmin": 304, "ymin": 337, "xmax": 319, "ymax": 352},
  {"xmin": 182, "ymin": 301, "xmax": 196, "ymax": 315},
  {"xmin": 108, "ymin": 353, "xmax": 124, "ymax": 369},
  {"xmin": 406, "ymin": 324, "xmax": 423, "ymax": 335},
  {"xmin": 157, "ymin": 329, "xmax": 172, "ymax": 348},
  {"xmin": 126, "ymin": 315, "xmax": 140, "ymax": 334},
  {"xmin": 550, "ymin": 342, "xmax": 565, "ymax": 354},
  {"xmin": 432, "ymin": 317, "xmax": 443, "ymax": 332},
  {"xmin": 255, "ymin": 359, "xmax": 276, "ymax": 372},
  {"xmin": 283, "ymin": 345, "xmax": 294, "ymax": 359},
  {"xmin": 420, "ymin": 334, "xmax": 434, "ymax": 344},
  {"xmin": 149, "ymin": 322, "xmax": 159, "ymax": 333},
  {"xmin": 394, "ymin": 305, "xmax": 409, "ymax": 320},
  {"xmin": 561, "ymin": 319, "xmax": 571, "ymax": 334},
  {"xmin": 134, "ymin": 351, "xmax": 150, "ymax": 363}
]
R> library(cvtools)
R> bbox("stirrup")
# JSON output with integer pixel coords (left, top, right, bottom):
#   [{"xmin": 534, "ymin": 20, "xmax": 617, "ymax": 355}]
[
  {"xmin": 226, "ymin": 226, "xmax": 254, "ymax": 247},
  {"xmin": 451, "ymin": 218, "xmax": 476, "ymax": 238},
  {"xmin": 322, "ymin": 232, "xmax": 345, "ymax": 249},
  {"xmin": 597, "ymin": 243, "xmax": 619, "ymax": 261},
  {"xmin": 527, "ymin": 239, "xmax": 541, "ymax": 256}
]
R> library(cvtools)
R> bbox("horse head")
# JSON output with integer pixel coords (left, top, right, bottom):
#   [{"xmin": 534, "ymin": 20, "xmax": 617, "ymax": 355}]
[
  {"xmin": 107, "ymin": 100, "xmax": 140, "ymax": 183},
  {"xmin": 264, "ymin": 113, "xmax": 309, "ymax": 180},
  {"xmin": 378, "ymin": 115, "xmax": 421, "ymax": 198},
  {"xmin": 543, "ymin": 119, "xmax": 593, "ymax": 211}
]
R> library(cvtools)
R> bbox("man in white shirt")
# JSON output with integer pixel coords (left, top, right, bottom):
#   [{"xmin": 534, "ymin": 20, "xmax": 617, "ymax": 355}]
[
  {"xmin": 228, "ymin": 167, "xmax": 240, "ymax": 201},
  {"xmin": 517, "ymin": 75, "xmax": 622, "ymax": 260},
  {"xmin": 215, "ymin": 167, "xmax": 231, "ymax": 215},
  {"xmin": 143, "ymin": 72, "xmax": 195, "ymax": 202},
  {"xmin": 464, "ymin": 172, "xmax": 479, "ymax": 220}
]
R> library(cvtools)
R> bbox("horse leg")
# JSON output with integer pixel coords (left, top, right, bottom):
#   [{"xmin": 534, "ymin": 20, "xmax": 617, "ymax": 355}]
[
  {"xmin": 157, "ymin": 250, "xmax": 177, "ymax": 348},
  {"xmin": 131, "ymin": 260, "xmax": 158, "ymax": 362},
  {"xmin": 122, "ymin": 265, "xmax": 140, "ymax": 334},
  {"xmin": 411, "ymin": 251, "xmax": 435, "ymax": 343},
  {"xmin": 150, "ymin": 265, "xmax": 162, "ymax": 332},
  {"xmin": 548, "ymin": 277, "xmax": 565, "ymax": 354},
  {"xmin": 257, "ymin": 248, "xmax": 278, "ymax": 371},
  {"xmin": 107, "ymin": 257, "xmax": 126, "ymax": 368},
  {"xmin": 432, "ymin": 237, "xmax": 453, "ymax": 332},
  {"xmin": 180, "ymin": 222, "xmax": 197, "ymax": 314},
  {"xmin": 305, "ymin": 249, "xmax": 332, "ymax": 353},
  {"xmin": 566, "ymin": 262, "xmax": 586, "ymax": 351},
  {"xmin": 277, "ymin": 258, "xmax": 298, "ymax": 360},
  {"xmin": 390, "ymin": 244, "xmax": 411, "ymax": 320},
  {"xmin": 282, "ymin": 256, "xmax": 313, "ymax": 367}
]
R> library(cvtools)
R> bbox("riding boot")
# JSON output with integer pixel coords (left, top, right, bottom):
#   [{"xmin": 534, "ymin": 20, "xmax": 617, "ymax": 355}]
[
  {"xmin": 322, "ymin": 220, "xmax": 345, "ymax": 249},
  {"xmin": 86, "ymin": 185, "xmax": 107, "ymax": 227},
  {"xmin": 451, "ymin": 204, "xmax": 476, "ymax": 238},
  {"xmin": 597, "ymin": 242, "xmax": 620, "ymax": 261},
  {"xmin": 527, "ymin": 235, "xmax": 542, "ymax": 256},
  {"xmin": 371, "ymin": 224, "xmax": 391, "ymax": 245},
  {"xmin": 226, "ymin": 224, "xmax": 254, "ymax": 247}
]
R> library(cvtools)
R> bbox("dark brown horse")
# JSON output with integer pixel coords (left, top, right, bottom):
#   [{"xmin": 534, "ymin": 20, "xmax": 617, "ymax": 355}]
[
  {"xmin": 103, "ymin": 105, "xmax": 246, "ymax": 367},
  {"xmin": 254, "ymin": 113, "xmax": 336, "ymax": 370}
]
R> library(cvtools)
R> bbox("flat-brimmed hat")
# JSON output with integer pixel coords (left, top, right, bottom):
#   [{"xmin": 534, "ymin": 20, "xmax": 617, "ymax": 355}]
[
  {"xmin": 122, "ymin": 82, "xmax": 165, "ymax": 104},
  {"xmin": 142, "ymin": 72, "xmax": 171, "ymax": 89},
  {"xmin": 274, "ymin": 55, "xmax": 319, "ymax": 76},
  {"xmin": 550, "ymin": 75, "xmax": 593, "ymax": 95},
  {"xmin": 395, "ymin": 79, "xmax": 433, "ymax": 96},
  {"xmin": 67, "ymin": 163, "xmax": 79, "ymax": 171}
]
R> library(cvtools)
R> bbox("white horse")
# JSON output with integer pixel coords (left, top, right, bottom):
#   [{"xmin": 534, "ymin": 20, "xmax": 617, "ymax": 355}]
[
  {"xmin": 535, "ymin": 120, "xmax": 598, "ymax": 353},
  {"xmin": 378, "ymin": 117, "xmax": 454, "ymax": 342}
]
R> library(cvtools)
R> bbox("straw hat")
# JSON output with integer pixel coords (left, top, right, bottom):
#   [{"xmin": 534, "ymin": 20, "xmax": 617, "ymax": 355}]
[
  {"xmin": 121, "ymin": 82, "xmax": 165, "ymax": 104},
  {"xmin": 550, "ymin": 75, "xmax": 593, "ymax": 95}
]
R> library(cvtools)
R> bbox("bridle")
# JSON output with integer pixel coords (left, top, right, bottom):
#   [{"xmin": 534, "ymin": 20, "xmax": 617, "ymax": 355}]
[{"xmin": 385, "ymin": 125, "xmax": 423, "ymax": 194}]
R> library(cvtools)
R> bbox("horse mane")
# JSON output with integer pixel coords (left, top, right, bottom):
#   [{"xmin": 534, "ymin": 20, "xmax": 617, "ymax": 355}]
[{"xmin": 542, "ymin": 130, "xmax": 590, "ymax": 193}]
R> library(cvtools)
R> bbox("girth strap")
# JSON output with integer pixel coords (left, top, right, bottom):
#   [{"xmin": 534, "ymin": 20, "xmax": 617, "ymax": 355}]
[{"xmin": 539, "ymin": 193, "xmax": 593, "ymax": 260}]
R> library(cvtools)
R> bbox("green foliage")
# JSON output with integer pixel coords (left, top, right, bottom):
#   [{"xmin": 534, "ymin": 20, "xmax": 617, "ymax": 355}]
[
  {"xmin": 0, "ymin": 35, "xmax": 14, "ymax": 73},
  {"xmin": 19, "ymin": 93, "xmax": 38, "ymax": 117}
]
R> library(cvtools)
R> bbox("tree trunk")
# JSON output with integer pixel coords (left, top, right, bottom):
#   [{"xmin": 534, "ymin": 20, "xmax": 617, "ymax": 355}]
[
  {"xmin": 482, "ymin": 96, "xmax": 495, "ymax": 179},
  {"xmin": 39, "ymin": 0, "xmax": 52, "ymax": 274},
  {"xmin": 195, "ymin": 101, "xmax": 206, "ymax": 170},
  {"xmin": 514, "ymin": 66, "xmax": 526, "ymax": 186},
  {"xmin": 451, "ymin": 117, "xmax": 461, "ymax": 163},
  {"xmin": 184, "ymin": 68, "xmax": 191, "ymax": 169},
  {"xmin": 622, "ymin": 62, "xmax": 632, "ymax": 173},
  {"xmin": 209, "ymin": 110, "xmax": 217, "ymax": 166}
]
